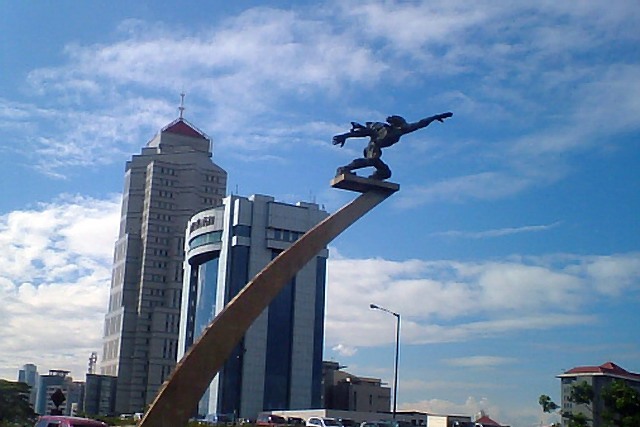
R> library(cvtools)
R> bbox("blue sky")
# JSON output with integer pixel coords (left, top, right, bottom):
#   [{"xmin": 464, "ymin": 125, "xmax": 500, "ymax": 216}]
[{"xmin": 1, "ymin": 1, "xmax": 639, "ymax": 426}]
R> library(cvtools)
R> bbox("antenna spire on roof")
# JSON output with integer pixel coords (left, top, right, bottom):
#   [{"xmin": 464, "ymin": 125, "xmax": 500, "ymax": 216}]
[{"xmin": 179, "ymin": 92, "xmax": 186, "ymax": 119}]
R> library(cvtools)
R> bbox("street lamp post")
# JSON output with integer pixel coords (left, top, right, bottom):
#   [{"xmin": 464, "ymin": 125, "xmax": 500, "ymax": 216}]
[{"xmin": 370, "ymin": 303, "xmax": 400, "ymax": 421}]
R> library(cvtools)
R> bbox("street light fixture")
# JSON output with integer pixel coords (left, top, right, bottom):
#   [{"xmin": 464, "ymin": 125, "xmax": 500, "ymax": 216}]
[{"xmin": 370, "ymin": 303, "xmax": 400, "ymax": 421}]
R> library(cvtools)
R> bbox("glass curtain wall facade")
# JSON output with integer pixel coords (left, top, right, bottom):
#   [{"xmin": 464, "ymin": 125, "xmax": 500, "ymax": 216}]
[{"xmin": 178, "ymin": 194, "xmax": 328, "ymax": 420}]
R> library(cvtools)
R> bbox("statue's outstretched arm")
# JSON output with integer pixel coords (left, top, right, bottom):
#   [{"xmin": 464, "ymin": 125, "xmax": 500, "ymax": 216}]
[
  {"xmin": 403, "ymin": 112, "xmax": 453, "ymax": 134},
  {"xmin": 332, "ymin": 126, "xmax": 373, "ymax": 147}
]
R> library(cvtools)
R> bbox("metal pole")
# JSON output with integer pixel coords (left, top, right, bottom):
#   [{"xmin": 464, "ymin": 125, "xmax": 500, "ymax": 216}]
[
  {"xmin": 370, "ymin": 304, "xmax": 401, "ymax": 421},
  {"xmin": 393, "ymin": 312, "xmax": 400, "ymax": 421}
]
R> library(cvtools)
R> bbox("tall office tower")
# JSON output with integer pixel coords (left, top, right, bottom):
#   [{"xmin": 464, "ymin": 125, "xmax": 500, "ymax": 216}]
[
  {"xmin": 100, "ymin": 114, "xmax": 227, "ymax": 413},
  {"xmin": 178, "ymin": 194, "xmax": 328, "ymax": 419},
  {"xmin": 18, "ymin": 363, "xmax": 39, "ymax": 406}
]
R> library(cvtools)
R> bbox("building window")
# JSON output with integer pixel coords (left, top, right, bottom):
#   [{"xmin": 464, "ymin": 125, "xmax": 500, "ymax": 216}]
[{"xmin": 189, "ymin": 231, "xmax": 222, "ymax": 249}]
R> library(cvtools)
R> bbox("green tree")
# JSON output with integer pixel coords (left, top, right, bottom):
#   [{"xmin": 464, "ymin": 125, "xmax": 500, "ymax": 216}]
[
  {"xmin": 570, "ymin": 381, "xmax": 594, "ymax": 406},
  {"xmin": 539, "ymin": 381, "xmax": 592, "ymax": 427},
  {"xmin": 539, "ymin": 394, "xmax": 559, "ymax": 412},
  {"xmin": 601, "ymin": 380, "xmax": 640, "ymax": 427},
  {"xmin": 0, "ymin": 380, "xmax": 36, "ymax": 427},
  {"xmin": 541, "ymin": 380, "xmax": 640, "ymax": 427}
]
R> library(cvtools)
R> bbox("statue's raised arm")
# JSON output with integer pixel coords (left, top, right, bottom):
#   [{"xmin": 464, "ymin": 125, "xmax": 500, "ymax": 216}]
[
  {"xmin": 402, "ymin": 112, "xmax": 453, "ymax": 134},
  {"xmin": 333, "ymin": 111, "xmax": 453, "ymax": 180}
]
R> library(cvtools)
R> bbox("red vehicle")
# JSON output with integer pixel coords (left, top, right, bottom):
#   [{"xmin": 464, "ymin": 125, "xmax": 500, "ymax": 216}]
[
  {"xmin": 256, "ymin": 413, "xmax": 288, "ymax": 427},
  {"xmin": 34, "ymin": 415, "xmax": 108, "ymax": 427}
]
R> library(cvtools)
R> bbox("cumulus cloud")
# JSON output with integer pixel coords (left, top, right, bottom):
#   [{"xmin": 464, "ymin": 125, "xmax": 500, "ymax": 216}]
[
  {"xmin": 332, "ymin": 344, "xmax": 358, "ymax": 357},
  {"xmin": 0, "ymin": 195, "xmax": 120, "ymax": 381},
  {"xmin": 325, "ymin": 252, "xmax": 640, "ymax": 348}
]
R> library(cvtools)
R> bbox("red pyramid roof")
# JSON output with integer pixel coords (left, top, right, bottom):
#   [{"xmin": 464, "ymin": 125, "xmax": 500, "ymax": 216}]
[
  {"xmin": 162, "ymin": 118, "xmax": 208, "ymax": 140},
  {"xmin": 476, "ymin": 415, "xmax": 501, "ymax": 426}
]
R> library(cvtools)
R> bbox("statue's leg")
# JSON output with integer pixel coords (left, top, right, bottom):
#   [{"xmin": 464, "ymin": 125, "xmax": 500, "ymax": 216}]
[
  {"xmin": 369, "ymin": 158, "xmax": 391, "ymax": 180},
  {"xmin": 337, "ymin": 158, "xmax": 374, "ymax": 176}
]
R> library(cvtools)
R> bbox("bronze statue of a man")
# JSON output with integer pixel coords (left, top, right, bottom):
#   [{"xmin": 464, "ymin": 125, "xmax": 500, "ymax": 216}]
[{"xmin": 333, "ymin": 112, "xmax": 453, "ymax": 180}]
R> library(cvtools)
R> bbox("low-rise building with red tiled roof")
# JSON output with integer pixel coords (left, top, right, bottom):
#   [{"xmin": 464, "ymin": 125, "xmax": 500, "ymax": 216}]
[{"xmin": 557, "ymin": 361, "xmax": 640, "ymax": 427}]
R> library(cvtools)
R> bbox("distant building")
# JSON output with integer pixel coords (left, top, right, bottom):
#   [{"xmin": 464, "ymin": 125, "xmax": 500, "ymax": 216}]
[
  {"xmin": 18, "ymin": 363, "xmax": 39, "ymax": 406},
  {"xmin": 84, "ymin": 374, "xmax": 117, "ymax": 416},
  {"xmin": 177, "ymin": 194, "xmax": 328, "ymax": 419},
  {"xmin": 66, "ymin": 381, "xmax": 85, "ymax": 416},
  {"xmin": 557, "ymin": 361, "xmax": 640, "ymax": 427},
  {"xmin": 322, "ymin": 361, "xmax": 390, "ymax": 413},
  {"xmin": 35, "ymin": 370, "xmax": 83, "ymax": 416},
  {"xmin": 100, "ymin": 112, "xmax": 227, "ymax": 413},
  {"xmin": 474, "ymin": 412, "xmax": 509, "ymax": 426}
]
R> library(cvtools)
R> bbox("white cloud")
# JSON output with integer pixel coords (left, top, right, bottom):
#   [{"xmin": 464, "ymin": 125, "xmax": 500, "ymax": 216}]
[
  {"xmin": 444, "ymin": 356, "xmax": 515, "ymax": 368},
  {"xmin": 332, "ymin": 344, "xmax": 359, "ymax": 357},
  {"xmin": 325, "ymin": 252, "xmax": 640, "ymax": 348},
  {"xmin": 396, "ymin": 172, "xmax": 533, "ymax": 207},
  {"xmin": 0, "ymin": 195, "xmax": 120, "ymax": 381},
  {"xmin": 1, "ymin": 0, "xmax": 637, "ymax": 205},
  {"xmin": 432, "ymin": 222, "xmax": 561, "ymax": 239}
]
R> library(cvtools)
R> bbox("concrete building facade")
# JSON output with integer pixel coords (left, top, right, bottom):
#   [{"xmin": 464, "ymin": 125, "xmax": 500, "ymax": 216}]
[
  {"xmin": 100, "ymin": 116, "xmax": 227, "ymax": 413},
  {"xmin": 177, "ymin": 194, "xmax": 328, "ymax": 419},
  {"xmin": 34, "ymin": 370, "xmax": 83, "ymax": 415},
  {"xmin": 84, "ymin": 374, "xmax": 117, "ymax": 416},
  {"xmin": 323, "ymin": 361, "xmax": 391, "ymax": 413},
  {"xmin": 557, "ymin": 361, "xmax": 640, "ymax": 427}
]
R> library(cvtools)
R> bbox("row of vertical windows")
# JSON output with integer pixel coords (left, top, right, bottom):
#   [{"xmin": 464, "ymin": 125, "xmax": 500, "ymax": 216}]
[
  {"xmin": 165, "ymin": 313, "xmax": 179, "ymax": 333},
  {"xmin": 114, "ymin": 241, "xmax": 127, "ymax": 261},
  {"xmin": 150, "ymin": 236, "xmax": 169, "ymax": 245},
  {"xmin": 202, "ymin": 197, "xmax": 219, "ymax": 205},
  {"xmin": 160, "ymin": 365, "xmax": 173, "ymax": 383},
  {"xmin": 104, "ymin": 314, "xmax": 121, "ymax": 336},
  {"xmin": 269, "ymin": 228, "xmax": 303, "ymax": 242},
  {"xmin": 150, "ymin": 260, "xmax": 168, "ymax": 268},
  {"xmin": 103, "ymin": 339, "xmax": 119, "ymax": 361},
  {"xmin": 202, "ymin": 186, "xmax": 224, "ymax": 195},
  {"xmin": 174, "ymin": 265, "xmax": 183, "ymax": 282},
  {"xmin": 163, "ymin": 339, "xmax": 177, "ymax": 360},
  {"xmin": 156, "ymin": 178, "xmax": 177, "ymax": 186},
  {"xmin": 155, "ymin": 213, "xmax": 173, "ymax": 221},
  {"xmin": 112, "ymin": 265, "xmax": 124, "ymax": 289},
  {"xmin": 154, "ymin": 200, "xmax": 175, "ymax": 209},
  {"xmin": 205, "ymin": 174, "xmax": 223, "ymax": 183},
  {"xmin": 145, "ymin": 273, "xmax": 166, "ymax": 282},
  {"xmin": 158, "ymin": 190, "xmax": 174, "ymax": 198},
  {"xmin": 159, "ymin": 167, "xmax": 176, "ymax": 175},
  {"xmin": 153, "ymin": 224, "xmax": 172, "ymax": 233},
  {"xmin": 108, "ymin": 291, "xmax": 122, "ymax": 311},
  {"xmin": 146, "ymin": 300, "xmax": 164, "ymax": 308}
]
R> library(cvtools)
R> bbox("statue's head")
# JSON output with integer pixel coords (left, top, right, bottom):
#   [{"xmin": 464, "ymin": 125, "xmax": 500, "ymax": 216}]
[{"xmin": 386, "ymin": 115, "xmax": 407, "ymax": 127}]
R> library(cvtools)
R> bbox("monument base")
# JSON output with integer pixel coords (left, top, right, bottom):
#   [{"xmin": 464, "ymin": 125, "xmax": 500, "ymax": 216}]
[{"xmin": 331, "ymin": 173, "xmax": 400, "ymax": 193}]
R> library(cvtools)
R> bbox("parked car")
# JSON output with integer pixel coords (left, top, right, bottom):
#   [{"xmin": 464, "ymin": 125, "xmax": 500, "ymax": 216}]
[
  {"xmin": 34, "ymin": 416, "xmax": 108, "ymax": 427},
  {"xmin": 337, "ymin": 419, "xmax": 357, "ymax": 427},
  {"xmin": 306, "ymin": 417, "xmax": 343, "ymax": 427},
  {"xmin": 360, "ymin": 421, "xmax": 393, "ymax": 427},
  {"xmin": 288, "ymin": 417, "xmax": 306, "ymax": 426},
  {"xmin": 257, "ymin": 413, "xmax": 288, "ymax": 427}
]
